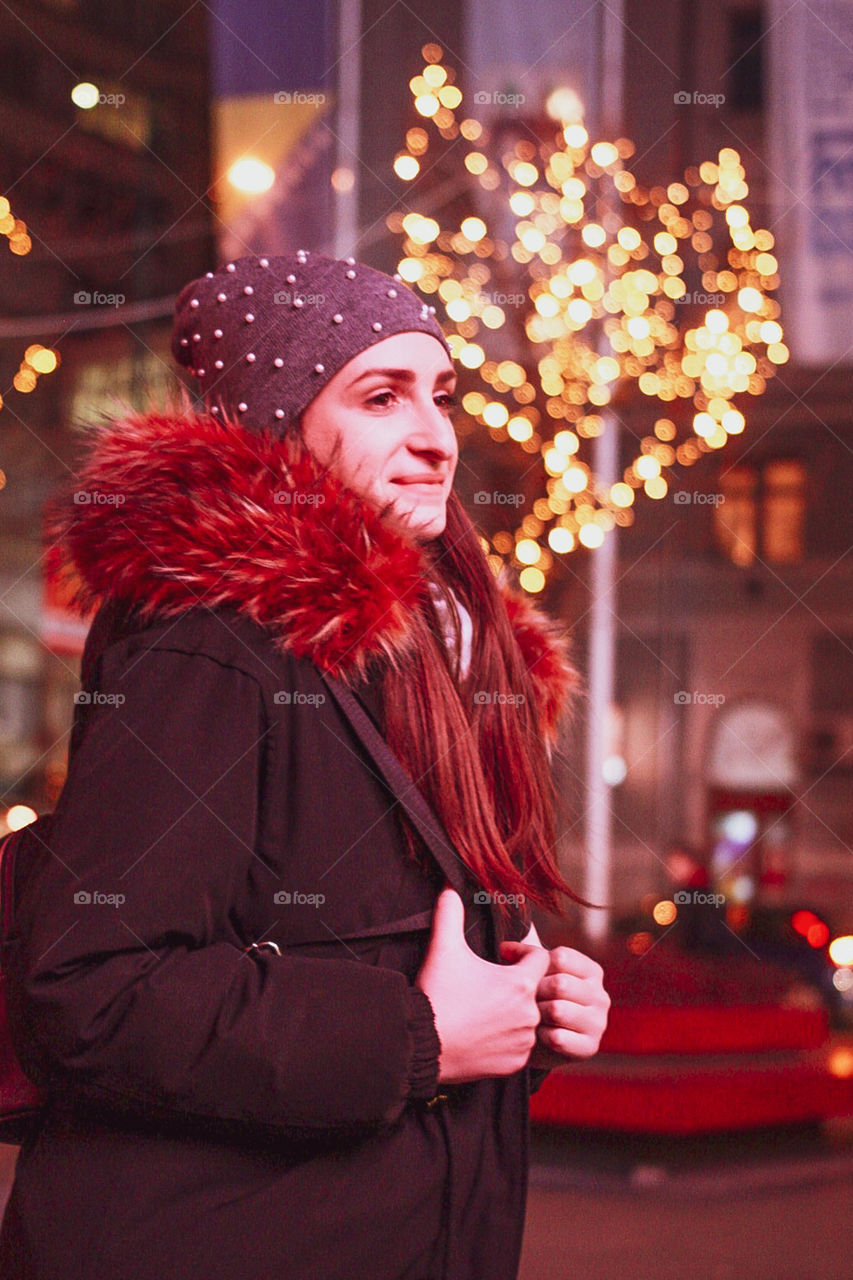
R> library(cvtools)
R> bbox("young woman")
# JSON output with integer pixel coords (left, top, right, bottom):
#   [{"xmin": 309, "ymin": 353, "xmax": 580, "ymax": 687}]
[{"xmin": 0, "ymin": 253, "xmax": 609, "ymax": 1280}]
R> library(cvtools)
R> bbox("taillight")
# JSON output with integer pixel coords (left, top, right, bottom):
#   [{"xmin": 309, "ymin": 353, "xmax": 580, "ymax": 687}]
[
  {"xmin": 791, "ymin": 910, "xmax": 830, "ymax": 948},
  {"xmin": 828, "ymin": 935, "xmax": 853, "ymax": 967}
]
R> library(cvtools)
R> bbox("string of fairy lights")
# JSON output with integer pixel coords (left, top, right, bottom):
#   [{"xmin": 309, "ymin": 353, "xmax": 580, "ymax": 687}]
[
  {"xmin": 0, "ymin": 193, "xmax": 60, "ymax": 471},
  {"xmin": 389, "ymin": 44, "xmax": 788, "ymax": 593}
]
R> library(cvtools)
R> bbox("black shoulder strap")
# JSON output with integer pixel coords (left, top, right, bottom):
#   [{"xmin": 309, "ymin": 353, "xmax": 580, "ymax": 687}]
[
  {"xmin": 0, "ymin": 832, "xmax": 16, "ymax": 944},
  {"xmin": 319, "ymin": 671, "xmax": 478, "ymax": 905}
]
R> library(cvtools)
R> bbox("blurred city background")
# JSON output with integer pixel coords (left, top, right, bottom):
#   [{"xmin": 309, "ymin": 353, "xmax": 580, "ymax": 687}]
[{"xmin": 0, "ymin": 2, "xmax": 852, "ymax": 1276}]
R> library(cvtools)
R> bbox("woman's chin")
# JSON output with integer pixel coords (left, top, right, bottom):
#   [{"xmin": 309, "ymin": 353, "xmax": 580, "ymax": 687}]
[
  {"xmin": 382, "ymin": 495, "xmax": 448, "ymax": 541},
  {"xmin": 408, "ymin": 502, "xmax": 449, "ymax": 539}
]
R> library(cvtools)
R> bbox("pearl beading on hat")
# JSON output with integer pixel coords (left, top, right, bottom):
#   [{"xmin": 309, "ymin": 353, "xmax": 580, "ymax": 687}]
[{"xmin": 176, "ymin": 251, "xmax": 450, "ymax": 426}]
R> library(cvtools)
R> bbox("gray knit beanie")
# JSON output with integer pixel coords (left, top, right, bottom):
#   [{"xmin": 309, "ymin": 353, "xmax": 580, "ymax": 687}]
[{"xmin": 171, "ymin": 251, "xmax": 451, "ymax": 436}]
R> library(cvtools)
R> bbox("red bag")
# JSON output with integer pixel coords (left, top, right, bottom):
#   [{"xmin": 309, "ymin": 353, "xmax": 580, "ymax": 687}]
[{"xmin": 0, "ymin": 824, "xmax": 48, "ymax": 1144}]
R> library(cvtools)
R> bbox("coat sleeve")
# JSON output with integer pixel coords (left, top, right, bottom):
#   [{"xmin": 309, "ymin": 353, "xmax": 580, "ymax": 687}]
[{"xmin": 6, "ymin": 645, "xmax": 441, "ymax": 1139}]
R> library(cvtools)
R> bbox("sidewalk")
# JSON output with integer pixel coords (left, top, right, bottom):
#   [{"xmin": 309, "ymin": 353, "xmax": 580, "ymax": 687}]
[
  {"xmin": 523, "ymin": 1109, "xmax": 853, "ymax": 1279},
  {"xmin": 520, "ymin": 1173, "xmax": 853, "ymax": 1280}
]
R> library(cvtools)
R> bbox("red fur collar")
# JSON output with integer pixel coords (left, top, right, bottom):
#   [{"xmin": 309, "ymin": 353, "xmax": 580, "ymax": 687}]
[{"xmin": 50, "ymin": 410, "xmax": 576, "ymax": 742}]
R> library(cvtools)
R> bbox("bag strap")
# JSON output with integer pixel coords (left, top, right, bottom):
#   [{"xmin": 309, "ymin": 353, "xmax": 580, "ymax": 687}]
[
  {"xmin": 0, "ymin": 832, "xmax": 16, "ymax": 943},
  {"xmin": 319, "ymin": 671, "xmax": 477, "ymax": 904}
]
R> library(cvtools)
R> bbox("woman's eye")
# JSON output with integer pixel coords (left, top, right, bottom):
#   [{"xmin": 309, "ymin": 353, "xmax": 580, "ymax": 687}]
[{"xmin": 366, "ymin": 390, "xmax": 458, "ymax": 410}]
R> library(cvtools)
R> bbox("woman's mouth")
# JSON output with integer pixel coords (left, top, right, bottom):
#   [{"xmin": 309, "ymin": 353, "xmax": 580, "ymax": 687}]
[{"xmin": 392, "ymin": 475, "xmax": 445, "ymax": 490}]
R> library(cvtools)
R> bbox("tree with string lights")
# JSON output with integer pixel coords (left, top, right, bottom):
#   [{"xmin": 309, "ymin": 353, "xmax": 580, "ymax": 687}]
[{"xmin": 388, "ymin": 45, "xmax": 788, "ymax": 595}]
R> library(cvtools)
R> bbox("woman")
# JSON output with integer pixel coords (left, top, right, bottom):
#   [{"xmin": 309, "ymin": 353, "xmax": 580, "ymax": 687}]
[{"xmin": 0, "ymin": 252, "xmax": 609, "ymax": 1280}]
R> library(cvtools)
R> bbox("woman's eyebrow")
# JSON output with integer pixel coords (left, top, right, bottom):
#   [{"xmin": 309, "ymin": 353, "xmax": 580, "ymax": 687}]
[{"xmin": 348, "ymin": 366, "xmax": 457, "ymax": 386}]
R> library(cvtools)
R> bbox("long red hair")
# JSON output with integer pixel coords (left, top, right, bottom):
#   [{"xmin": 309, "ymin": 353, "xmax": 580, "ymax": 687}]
[{"xmin": 380, "ymin": 491, "xmax": 584, "ymax": 924}]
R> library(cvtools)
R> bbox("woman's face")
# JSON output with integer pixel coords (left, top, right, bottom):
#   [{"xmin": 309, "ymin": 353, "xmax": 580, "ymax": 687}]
[{"xmin": 300, "ymin": 331, "xmax": 459, "ymax": 540}]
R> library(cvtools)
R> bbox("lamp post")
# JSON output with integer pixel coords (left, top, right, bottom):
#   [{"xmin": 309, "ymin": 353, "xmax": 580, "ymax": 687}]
[
  {"xmin": 583, "ymin": 0, "xmax": 624, "ymax": 940},
  {"xmin": 334, "ymin": 0, "xmax": 362, "ymax": 258}
]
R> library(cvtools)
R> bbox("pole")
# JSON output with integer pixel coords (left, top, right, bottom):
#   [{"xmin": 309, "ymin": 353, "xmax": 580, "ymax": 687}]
[
  {"xmin": 334, "ymin": 0, "xmax": 362, "ymax": 258},
  {"xmin": 582, "ymin": 1, "xmax": 624, "ymax": 942},
  {"xmin": 583, "ymin": 413, "xmax": 619, "ymax": 940}
]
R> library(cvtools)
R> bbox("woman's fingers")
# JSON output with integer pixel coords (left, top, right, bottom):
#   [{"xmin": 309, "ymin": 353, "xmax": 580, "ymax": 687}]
[
  {"xmin": 534, "ymin": 950, "xmax": 611, "ymax": 1058},
  {"xmin": 535, "ymin": 1022, "xmax": 604, "ymax": 1060},
  {"xmin": 537, "ymin": 996, "xmax": 608, "ymax": 1036},
  {"xmin": 500, "ymin": 939, "xmax": 611, "ymax": 1060},
  {"xmin": 536, "ymin": 969, "xmax": 610, "ymax": 1006},
  {"xmin": 543, "ymin": 945, "xmax": 605, "ymax": 981}
]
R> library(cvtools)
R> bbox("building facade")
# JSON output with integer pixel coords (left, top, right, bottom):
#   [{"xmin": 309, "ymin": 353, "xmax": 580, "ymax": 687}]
[{"xmin": 0, "ymin": 0, "xmax": 213, "ymax": 810}]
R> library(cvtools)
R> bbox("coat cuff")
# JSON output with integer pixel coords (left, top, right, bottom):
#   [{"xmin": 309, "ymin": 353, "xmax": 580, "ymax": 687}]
[{"xmin": 405, "ymin": 987, "xmax": 442, "ymax": 1100}]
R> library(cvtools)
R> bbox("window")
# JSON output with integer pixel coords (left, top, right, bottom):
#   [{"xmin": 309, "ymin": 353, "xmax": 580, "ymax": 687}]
[
  {"xmin": 811, "ymin": 635, "xmax": 853, "ymax": 714},
  {"xmin": 74, "ymin": 85, "xmax": 152, "ymax": 151},
  {"xmin": 714, "ymin": 458, "xmax": 806, "ymax": 565},
  {"xmin": 70, "ymin": 346, "xmax": 179, "ymax": 428},
  {"xmin": 0, "ymin": 634, "xmax": 43, "ymax": 799},
  {"xmin": 714, "ymin": 463, "xmax": 757, "ymax": 567},
  {"xmin": 763, "ymin": 459, "xmax": 806, "ymax": 562},
  {"xmin": 727, "ymin": 6, "xmax": 765, "ymax": 112}
]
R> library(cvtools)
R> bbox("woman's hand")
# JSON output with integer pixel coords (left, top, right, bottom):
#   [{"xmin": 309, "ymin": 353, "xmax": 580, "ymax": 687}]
[
  {"xmin": 499, "ymin": 923, "xmax": 610, "ymax": 1067},
  {"xmin": 416, "ymin": 888, "xmax": 551, "ymax": 1083}
]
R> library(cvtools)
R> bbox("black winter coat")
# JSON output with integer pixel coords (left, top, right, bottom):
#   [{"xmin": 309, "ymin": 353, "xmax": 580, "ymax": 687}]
[{"xmin": 0, "ymin": 411, "xmax": 575, "ymax": 1280}]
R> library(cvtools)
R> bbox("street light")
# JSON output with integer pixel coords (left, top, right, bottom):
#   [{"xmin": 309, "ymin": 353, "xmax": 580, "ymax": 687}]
[{"xmin": 226, "ymin": 158, "xmax": 275, "ymax": 195}]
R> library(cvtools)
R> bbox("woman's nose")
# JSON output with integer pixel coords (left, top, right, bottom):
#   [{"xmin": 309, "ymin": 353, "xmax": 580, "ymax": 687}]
[{"xmin": 410, "ymin": 401, "xmax": 457, "ymax": 461}]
